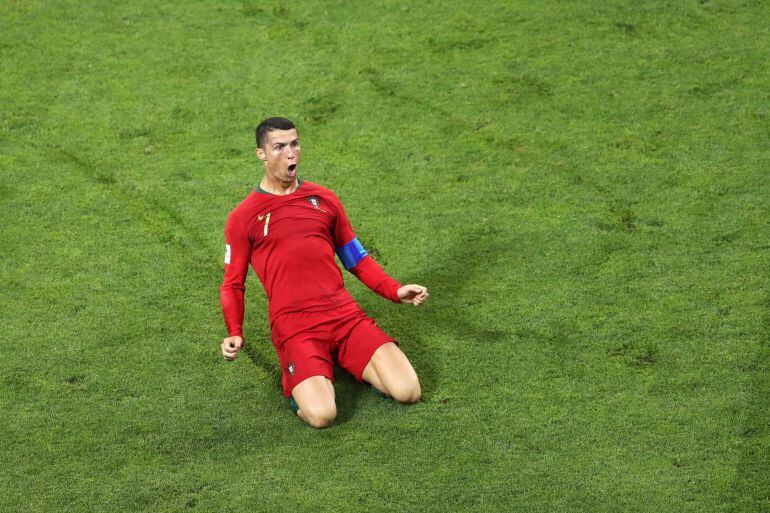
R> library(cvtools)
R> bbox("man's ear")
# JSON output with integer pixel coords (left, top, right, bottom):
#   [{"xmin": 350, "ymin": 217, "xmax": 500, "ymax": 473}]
[{"xmin": 256, "ymin": 147, "xmax": 266, "ymax": 161}]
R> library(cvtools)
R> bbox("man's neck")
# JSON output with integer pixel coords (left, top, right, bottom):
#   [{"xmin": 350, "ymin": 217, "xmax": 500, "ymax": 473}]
[{"xmin": 259, "ymin": 176, "xmax": 300, "ymax": 196}]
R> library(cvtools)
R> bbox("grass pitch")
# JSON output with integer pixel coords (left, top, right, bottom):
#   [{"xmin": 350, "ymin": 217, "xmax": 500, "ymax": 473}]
[{"xmin": 1, "ymin": 1, "xmax": 768, "ymax": 512}]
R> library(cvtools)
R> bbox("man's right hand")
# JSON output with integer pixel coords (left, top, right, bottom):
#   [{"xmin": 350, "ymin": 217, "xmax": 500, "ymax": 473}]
[{"xmin": 221, "ymin": 335, "xmax": 244, "ymax": 360}]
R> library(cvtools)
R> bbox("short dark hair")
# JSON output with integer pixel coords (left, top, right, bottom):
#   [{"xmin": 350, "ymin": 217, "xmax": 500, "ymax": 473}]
[{"xmin": 255, "ymin": 117, "xmax": 296, "ymax": 149}]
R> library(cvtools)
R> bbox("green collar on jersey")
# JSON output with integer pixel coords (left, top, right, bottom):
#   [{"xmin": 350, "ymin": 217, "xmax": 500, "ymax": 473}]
[{"xmin": 256, "ymin": 179, "xmax": 303, "ymax": 195}]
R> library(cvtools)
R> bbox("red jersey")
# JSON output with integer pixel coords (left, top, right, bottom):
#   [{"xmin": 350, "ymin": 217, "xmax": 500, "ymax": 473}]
[{"xmin": 220, "ymin": 181, "xmax": 402, "ymax": 337}]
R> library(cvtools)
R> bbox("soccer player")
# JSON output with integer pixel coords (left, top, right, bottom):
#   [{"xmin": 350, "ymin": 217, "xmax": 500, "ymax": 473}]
[{"xmin": 220, "ymin": 117, "xmax": 428, "ymax": 428}]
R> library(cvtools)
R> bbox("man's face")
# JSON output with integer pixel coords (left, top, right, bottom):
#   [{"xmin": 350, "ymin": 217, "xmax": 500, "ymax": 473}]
[{"xmin": 256, "ymin": 128, "xmax": 301, "ymax": 185}]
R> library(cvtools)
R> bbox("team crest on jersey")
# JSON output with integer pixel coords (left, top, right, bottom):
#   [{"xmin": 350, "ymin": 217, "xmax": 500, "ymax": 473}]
[
  {"xmin": 307, "ymin": 196, "xmax": 321, "ymax": 208},
  {"xmin": 287, "ymin": 362, "xmax": 296, "ymax": 376}
]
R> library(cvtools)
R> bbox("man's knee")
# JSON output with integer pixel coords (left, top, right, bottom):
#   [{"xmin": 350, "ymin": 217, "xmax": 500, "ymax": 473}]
[
  {"xmin": 389, "ymin": 377, "xmax": 421, "ymax": 404},
  {"xmin": 301, "ymin": 402, "xmax": 337, "ymax": 428}
]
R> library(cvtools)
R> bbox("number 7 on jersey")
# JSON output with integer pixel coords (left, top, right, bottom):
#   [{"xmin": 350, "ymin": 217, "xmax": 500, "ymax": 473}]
[{"xmin": 258, "ymin": 212, "xmax": 271, "ymax": 236}]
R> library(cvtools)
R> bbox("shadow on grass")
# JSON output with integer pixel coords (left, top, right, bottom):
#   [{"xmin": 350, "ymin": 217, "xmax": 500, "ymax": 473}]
[
  {"xmin": 356, "ymin": 222, "xmax": 513, "ymax": 404},
  {"xmin": 241, "ymin": 221, "xmax": 513, "ymax": 422},
  {"xmin": 242, "ymin": 341, "xmax": 282, "ymax": 394}
]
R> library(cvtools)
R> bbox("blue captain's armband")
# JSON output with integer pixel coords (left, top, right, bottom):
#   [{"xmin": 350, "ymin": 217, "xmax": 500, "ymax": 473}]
[{"xmin": 336, "ymin": 238, "xmax": 368, "ymax": 270}]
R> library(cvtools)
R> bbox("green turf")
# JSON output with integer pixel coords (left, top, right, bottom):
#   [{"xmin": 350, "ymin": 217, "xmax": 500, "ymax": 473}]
[{"xmin": 1, "ymin": 0, "xmax": 768, "ymax": 511}]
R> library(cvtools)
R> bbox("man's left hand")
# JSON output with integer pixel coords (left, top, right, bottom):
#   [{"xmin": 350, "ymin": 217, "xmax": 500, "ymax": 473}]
[{"xmin": 397, "ymin": 284, "xmax": 429, "ymax": 306}]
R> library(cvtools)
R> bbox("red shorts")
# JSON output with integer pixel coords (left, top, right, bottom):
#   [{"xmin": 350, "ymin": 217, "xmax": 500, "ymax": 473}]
[{"xmin": 270, "ymin": 302, "xmax": 396, "ymax": 397}]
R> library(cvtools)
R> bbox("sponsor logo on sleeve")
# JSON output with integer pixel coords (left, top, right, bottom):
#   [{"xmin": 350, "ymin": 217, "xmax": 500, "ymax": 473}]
[{"xmin": 224, "ymin": 244, "xmax": 231, "ymax": 264}]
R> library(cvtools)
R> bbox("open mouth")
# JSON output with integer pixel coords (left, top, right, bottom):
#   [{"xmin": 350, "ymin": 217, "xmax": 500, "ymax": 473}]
[{"xmin": 288, "ymin": 164, "xmax": 297, "ymax": 175}]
